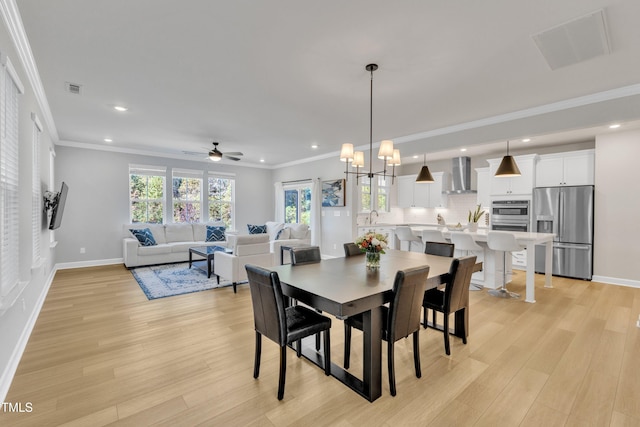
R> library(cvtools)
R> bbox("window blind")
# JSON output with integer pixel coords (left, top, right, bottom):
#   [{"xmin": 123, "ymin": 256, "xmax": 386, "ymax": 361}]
[{"xmin": 129, "ymin": 164, "xmax": 167, "ymax": 176}]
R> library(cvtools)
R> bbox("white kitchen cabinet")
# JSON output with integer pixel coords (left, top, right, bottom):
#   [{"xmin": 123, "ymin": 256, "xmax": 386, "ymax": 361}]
[
  {"xmin": 476, "ymin": 167, "xmax": 490, "ymax": 208},
  {"xmin": 535, "ymin": 149, "xmax": 594, "ymax": 187},
  {"xmin": 396, "ymin": 172, "xmax": 448, "ymax": 208},
  {"xmin": 488, "ymin": 154, "xmax": 537, "ymax": 196}
]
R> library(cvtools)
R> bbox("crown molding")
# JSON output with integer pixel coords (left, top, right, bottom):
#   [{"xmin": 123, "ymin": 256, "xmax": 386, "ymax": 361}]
[{"xmin": 0, "ymin": 0, "xmax": 59, "ymax": 141}]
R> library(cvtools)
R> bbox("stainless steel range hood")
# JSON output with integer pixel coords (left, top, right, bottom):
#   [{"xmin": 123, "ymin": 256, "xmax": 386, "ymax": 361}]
[{"xmin": 446, "ymin": 156, "xmax": 477, "ymax": 194}]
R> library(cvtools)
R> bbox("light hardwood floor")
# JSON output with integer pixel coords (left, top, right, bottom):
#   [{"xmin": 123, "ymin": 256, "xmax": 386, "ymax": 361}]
[{"xmin": 2, "ymin": 264, "xmax": 640, "ymax": 426}]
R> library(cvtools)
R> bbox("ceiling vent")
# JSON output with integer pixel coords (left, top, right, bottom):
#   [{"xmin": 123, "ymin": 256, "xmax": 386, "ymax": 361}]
[
  {"xmin": 532, "ymin": 9, "xmax": 611, "ymax": 70},
  {"xmin": 64, "ymin": 82, "xmax": 82, "ymax": 95}
]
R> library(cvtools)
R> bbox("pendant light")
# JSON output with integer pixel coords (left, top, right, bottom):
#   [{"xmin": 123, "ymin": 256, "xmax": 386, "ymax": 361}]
[
  {"xmin": 495, "ymin": 140, "xmax": 521, "ymax": 177},
  {"xmin": 416, "ymin": 154, "xmax": 434, "ymax": 183}
]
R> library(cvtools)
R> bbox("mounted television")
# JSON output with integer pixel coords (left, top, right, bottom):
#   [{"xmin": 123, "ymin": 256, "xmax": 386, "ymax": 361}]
[{"xmin": 49, "ymin": 182, "xmax": 69, "ymax": 230}]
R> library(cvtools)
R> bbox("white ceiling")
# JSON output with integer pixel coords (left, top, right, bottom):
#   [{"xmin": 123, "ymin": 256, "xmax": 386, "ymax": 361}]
[{"xmin": 14, "ymin": 0, "xmax": 640, "ymax": 167}]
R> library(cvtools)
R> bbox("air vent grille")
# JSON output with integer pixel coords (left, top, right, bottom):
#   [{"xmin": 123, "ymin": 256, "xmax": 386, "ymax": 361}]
[{"xmin": 65, "ymin": 82, "xmax": 82, "ymax": 94}]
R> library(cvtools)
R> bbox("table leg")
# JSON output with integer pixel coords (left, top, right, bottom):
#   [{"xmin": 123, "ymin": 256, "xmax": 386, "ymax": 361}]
[
  {"xmin": 207, "ymin": 256, "xmax": 212, "ymax": 278},
  {"xmin": 188, "ymin": 251, "xmax": 193, "ymax": 269},
  {"xmin": 362, "ymin": 307, "xmax": 382, "ymax": 401},
  {"xmin": 544, "ymin": 240, "xmax": 553, "ymax": 288},
  {"xmin": 524, "ymin": 242, "xmax": 536, "ymax": 303}
]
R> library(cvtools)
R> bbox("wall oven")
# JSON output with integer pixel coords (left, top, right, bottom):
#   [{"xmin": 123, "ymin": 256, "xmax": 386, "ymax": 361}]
[{"xmin": 491, "ymin": 200, "xmax": 530, "ymax": 232}]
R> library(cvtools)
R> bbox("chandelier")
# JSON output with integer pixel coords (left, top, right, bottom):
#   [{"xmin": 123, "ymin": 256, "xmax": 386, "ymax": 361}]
[{"xmin": 340, "ymin": 64, "xmax": 401, "ymax": 184}]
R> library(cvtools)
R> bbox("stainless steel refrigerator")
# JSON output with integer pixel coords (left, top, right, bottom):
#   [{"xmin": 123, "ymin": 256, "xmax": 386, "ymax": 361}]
[{"xmin": 533, "ymin": 185, "xmax": 594, "ymax": 280}]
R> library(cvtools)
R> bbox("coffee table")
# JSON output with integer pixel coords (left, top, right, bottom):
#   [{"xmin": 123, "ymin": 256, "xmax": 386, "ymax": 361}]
[{"xmin": 189, "ymin": 246, "xmax": 232, "ymax": 282}]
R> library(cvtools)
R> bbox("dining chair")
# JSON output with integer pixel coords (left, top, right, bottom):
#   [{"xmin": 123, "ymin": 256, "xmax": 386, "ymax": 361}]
[
  {"xmin": 290, "ymin": 246, "xmax": 321, "ymax": 265},
  {"xmin": 394, "ymin": 226, "xmax": 423, "ymax": 252},
  {"xmin": 343, "ymin": 265, "xmax": 430, "ymax": 396},
  {"xmin": 422, "ymin": 255, "xmax": 476, "ymax": 355},
  {"xmin": 449, "ymin": 232, "xmax": 484, "ymax": 290},
  {"xmin": 424, "ymin": 241, "xmax": 455, "ymax": 257},
  {"xmin": 486, "ymin": 231, "xmax": 525, "ymax": 298},
  {"xmin": 421, "ymin": 229, "xmax": 448, "ymax": 243},
  {"xmin": 245, "ymin": 264, "xmax": 331, "ymax": 400},
  {"xmin": 343, "ymin": 242, "xmax": 364, "ymax": 257}
]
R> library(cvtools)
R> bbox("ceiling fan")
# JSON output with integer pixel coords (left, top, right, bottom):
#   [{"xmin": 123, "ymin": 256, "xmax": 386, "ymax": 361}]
[{"xmin": 208, "ymin": 142, "xmax": 243, "ymax": 162}]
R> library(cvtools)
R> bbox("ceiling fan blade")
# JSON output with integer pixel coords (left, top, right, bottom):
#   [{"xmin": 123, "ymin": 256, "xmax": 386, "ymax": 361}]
[
  {"xmin": 224, "ymin": 152, "xmax": 243, "ymax": 156},
  {"xmin": 224, "ymin": 155, "xmax": 242, "ymax": 161}
]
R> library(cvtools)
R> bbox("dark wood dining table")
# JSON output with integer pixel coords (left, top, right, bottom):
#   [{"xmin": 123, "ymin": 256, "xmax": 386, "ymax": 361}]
[{"xmin": 268, "ymin": 249, "xmax": 479, "ymax": 402}]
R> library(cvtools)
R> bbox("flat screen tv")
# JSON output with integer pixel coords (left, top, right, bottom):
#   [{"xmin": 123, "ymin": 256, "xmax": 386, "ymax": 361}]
[{"xmin": 49, "ymin": 182, "xmax": 69, "ymax": 230}]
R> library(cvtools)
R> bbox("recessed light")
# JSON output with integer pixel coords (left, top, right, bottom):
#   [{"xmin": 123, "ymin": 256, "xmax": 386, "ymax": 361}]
[
  {"xmin": 260, "ymin": 159, "xmax": 265, "ymax": 163},
  {"xmin": 460, "ymin": 148, "xmax": 467, "ymax": 152},
  {"xmin": 522, "ymin": 138, "xmax": 531, "ymax": 142},
  {"xmin": 609, "ymin": 124, "xmax": 621, "ymax": 129},
  {"xmin": 311, "ymin": 144, "xmax": 318, "ymax": 149},
  {"xmin": 114, "ymin": 105, "xmax": 128, "ymax": 112},
  {"xmin": 104, "ymin": 138, "xmax": 113, "ymax": 143},
  {"xmin": 412, "ymin": 155, "xmax": 419, "ymax": 159}
]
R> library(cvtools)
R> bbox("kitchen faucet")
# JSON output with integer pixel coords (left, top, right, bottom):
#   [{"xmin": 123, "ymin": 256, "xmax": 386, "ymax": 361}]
[{"xmin": 368, "ymin": 209, "xmax": 378, "ymax": 225}]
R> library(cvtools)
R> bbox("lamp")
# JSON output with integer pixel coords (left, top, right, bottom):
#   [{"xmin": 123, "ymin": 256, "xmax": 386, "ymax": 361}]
[
  {"xmin": 339, "ymin": 64, "xmax": 399, "ymax": 183},
  {"xmin": 495, "ymin": 140, "xmax": 521, "ymax": 177},
  {"xmin": 416, "ymin": 154, "xmax": 434, "ymax": 183}
]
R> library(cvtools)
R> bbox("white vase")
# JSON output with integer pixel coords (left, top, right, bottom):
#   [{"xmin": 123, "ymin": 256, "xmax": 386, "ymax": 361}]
[{"xmin": 467, "ymin": 222, "xmax": 478, "ymax": 232}]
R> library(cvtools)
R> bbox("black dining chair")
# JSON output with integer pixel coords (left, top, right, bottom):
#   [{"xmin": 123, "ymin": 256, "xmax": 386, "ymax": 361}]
[
  {"xmin": 343, "ymin": 242, "xmax": 364, "ymax": 257},
  {"xmin": 245, "ymin": 264, "xmax": 331, "ymax": 400},
  {"xmin": 422, "ymin": 256, "xmax": 476, "ymax": 355},
  {"xmin": 290, "ymin": 246, "xmax": 321, "ymax": 265},
  {"xmin": 424, "ymin": 241, "xmax": 455, "ymax": 257},
  {"xmin": 343, "ymin": 265, "xmax": 430, "ymax": 396}
]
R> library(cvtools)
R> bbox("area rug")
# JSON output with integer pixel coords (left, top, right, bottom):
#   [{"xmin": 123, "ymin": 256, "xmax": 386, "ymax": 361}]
[{"xmin": 130, "ymin": 262, "xmax": 233, "ymax": 300}]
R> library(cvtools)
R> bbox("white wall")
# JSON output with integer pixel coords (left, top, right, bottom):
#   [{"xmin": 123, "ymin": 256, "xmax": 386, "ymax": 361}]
[
  {"xmin": 593, "ymin": 129, "xmax": 640, "ymax": 285},
  {"xmin": 0, "ymin": 20, "xmax": 57, "ymax": 400},
  {"xmin": 53, "ymin": 146, "xmax": 274, "ymax": 265}
]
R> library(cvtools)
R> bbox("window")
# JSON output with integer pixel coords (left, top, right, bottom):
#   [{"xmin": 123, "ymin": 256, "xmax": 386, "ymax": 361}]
[
  {"xmin": 1, "ymin": 54, "xmax": 24, "ymax": 305},
  {"xmin": 172, "ymin": 168, "xmax": 202, "ymax": 222},
  {"xmin": 208, "ymin": 174, "xmax": 235, "ymax": 229},
  {"xmin": 284, "ymin": 183, "xmax": 311, "ymax": 224},
  {"xmin": 31, "ymin": 113, "xmax": 42, "ymax": 267},
  {"xmin": 129, "ymin": 164, "xmax": 166, "ymax": 223},
  {"xmin": 359, "ymin": 177, "xmax": 390, "ymax": 213}
]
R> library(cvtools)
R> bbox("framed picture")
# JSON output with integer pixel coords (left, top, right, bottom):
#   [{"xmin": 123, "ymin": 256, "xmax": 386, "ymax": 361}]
[{"xmin": 322, "ymin": 179, "xmax": 346, "ymax": 207}]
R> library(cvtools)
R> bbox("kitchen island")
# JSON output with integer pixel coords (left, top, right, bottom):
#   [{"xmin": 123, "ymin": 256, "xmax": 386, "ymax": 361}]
[{"xmin": 411, "ymin": 227, "xmax": 554, "ymax": 303}]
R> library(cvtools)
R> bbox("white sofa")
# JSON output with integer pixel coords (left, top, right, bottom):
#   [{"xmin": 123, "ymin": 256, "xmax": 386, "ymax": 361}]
[
  {"xmin": 213, "ymin": 233, "xmax": 273, "ymax": 293},
  {"xmin": 264, "ymin": 221, "xmax": 311, "ymax": 264},
  {"xmin": 123, "ymin": 222, "xmax": 229, "ymax": 268}
]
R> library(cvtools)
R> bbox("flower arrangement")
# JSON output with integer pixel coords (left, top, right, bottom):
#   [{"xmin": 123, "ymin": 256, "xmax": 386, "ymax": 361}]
[{"xmin": 355, "ymin": 231, "xmax": 389, "ymax": 254}]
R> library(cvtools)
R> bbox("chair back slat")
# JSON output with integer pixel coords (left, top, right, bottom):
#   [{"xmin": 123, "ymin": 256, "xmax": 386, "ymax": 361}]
[
  {"xmin": 446, "ymin": 256, "xmax": 477, "ymax": 313},
  {"xmin": 246, "ymin": 264, "xmax": 287, "ymax": 346},
  {"xmin": 387, "ymin": 266, "xmax": 430, "ymax": 341},
  {"xmin": 424, "ymin": 241, "xmax": 455, "ymax": 257}
]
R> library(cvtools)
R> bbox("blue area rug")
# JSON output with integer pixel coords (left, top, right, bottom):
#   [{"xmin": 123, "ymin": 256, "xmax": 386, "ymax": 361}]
[{"xmin": 130, "ymin": 262, "xmax": 233, "ymax": 300}]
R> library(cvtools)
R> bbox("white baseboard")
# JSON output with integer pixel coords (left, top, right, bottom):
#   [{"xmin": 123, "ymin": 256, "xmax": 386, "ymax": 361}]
[
  {"xmin": 0, "ymin": 266, "xmax": 57, "ymax": 402},
  {"xmin": 592, "ymin": 275, "xmax": 640, "ymax": 289},
  {"xmin": 56, "ymin": 258, "xmax": 123, "ymax": 270}
]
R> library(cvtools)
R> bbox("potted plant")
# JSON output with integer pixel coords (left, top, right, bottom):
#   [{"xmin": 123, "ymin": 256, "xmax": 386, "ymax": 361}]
[{"xmin": 467, "ymin": 204, "xmax": 485, "ymax": 232}]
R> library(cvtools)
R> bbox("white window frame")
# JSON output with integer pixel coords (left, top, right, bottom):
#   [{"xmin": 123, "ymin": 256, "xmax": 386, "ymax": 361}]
[
  {"xmin": 358, "ymin": 176, "xmax": 390, "ymax": 213},
  {"xmin": 129, "ymin": 164, "xmax": 167, "ymax": 223},
  {"xmin": 283, "ymin": 181, "xmax": 312, "ymax": 225},
  {"xmin": 31, "ymin": 113, "xmax": 42, "ymax": 268},
  {"xmin": 1, "ymin": 53, "xmax": 25, "ymax": 311},
  {"xmin": 172, "ymin": 168, "xmax": 203, "ymax": 223},
  {"xmin": 207, "ymin": 172, "xmax": 235, "ymax": 230}
]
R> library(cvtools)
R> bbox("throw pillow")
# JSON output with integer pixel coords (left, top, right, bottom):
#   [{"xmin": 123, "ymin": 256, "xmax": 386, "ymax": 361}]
[
  {"xmin": 247, "ymin": 224, "xmax": 267, "ymax": 234},
  {"xmin": 206, "ymin": 225, "xmax": 226, "ymax": 242},
  {"xmin": 275, "ymin": 228, "xmax": 290, "ymax": 240},
  {"xmin": 129, "ymin": 228, "xmax": 157, "ymax": 246}
]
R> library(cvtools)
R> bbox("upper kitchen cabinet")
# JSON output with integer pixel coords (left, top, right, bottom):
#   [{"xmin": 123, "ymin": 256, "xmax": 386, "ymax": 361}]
[
  {"xmin": 488, "ymin": 154, "xmax": 537, "ymax": 196},
  {"xmin": 535, "ymin": 149, "xmax": 594, "ymax": 187},
  {"xmin": 476, "ymin": 167, "xmax": 490, "ymax": 208},
  {"xmin": 397, "ymin": 172, "xmax": 448, "ymax": 208}
]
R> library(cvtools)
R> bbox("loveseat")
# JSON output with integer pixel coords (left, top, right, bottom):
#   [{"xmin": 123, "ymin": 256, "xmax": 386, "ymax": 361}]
[
  {"xmin": 213, "ymin": 233, "xmax": 273, "ymax": 293},
  {"xmin": 123, "ymin": 222, "xmax": 229, "ymax": 268},
  {"xmin": 264, "ymin": 221, "xmax": 311, "ymax": 264}
]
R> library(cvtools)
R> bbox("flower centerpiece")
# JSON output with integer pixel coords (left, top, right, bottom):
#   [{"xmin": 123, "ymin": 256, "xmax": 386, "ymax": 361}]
[{"xmin": 355, "ymin": 231, "xmax": 388, "ymax": 270}]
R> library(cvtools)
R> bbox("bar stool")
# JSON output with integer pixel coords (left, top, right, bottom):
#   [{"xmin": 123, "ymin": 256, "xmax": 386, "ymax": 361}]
[
  {"xmin": 421, "ymin": 229, "xmax": 447, "ymax": 243},
  {"xmin": 395, "ymin": 226, "xmax": 423, "ymax": 252},
  {"xmin": 449, "ymin": 232, "xmax": 484, "ymax": 290},
  {"xmin": 486, "ymin": 231, "xmax": 524, "ymax": 299}
]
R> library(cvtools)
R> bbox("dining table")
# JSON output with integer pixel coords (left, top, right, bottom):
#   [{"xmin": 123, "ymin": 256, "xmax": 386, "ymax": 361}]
[{"xmin": 268, "ymin": 249, "xmax": 480, "ymax": 402}]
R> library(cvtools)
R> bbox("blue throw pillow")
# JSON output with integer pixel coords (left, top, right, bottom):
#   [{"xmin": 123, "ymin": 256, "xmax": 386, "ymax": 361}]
[
  {"xmin": 247, "ymin": 224, "xmax": 267, "ymax": 234},
  {"xmin": 129, "ymin": 228, "xmax": 157, "ymax": 246},
  {"xmin": 206, "ymin": 225, "xmax": 226, "ymax": 242}
]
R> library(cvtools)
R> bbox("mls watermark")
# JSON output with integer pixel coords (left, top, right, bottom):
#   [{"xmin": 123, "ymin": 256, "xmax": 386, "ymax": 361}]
[{"xmin": 1, "ymin": 401, "xmax": 33, "ymax": 413}]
